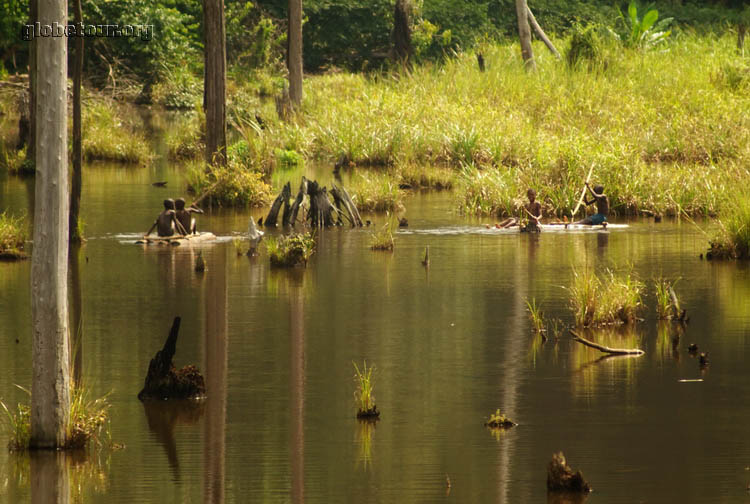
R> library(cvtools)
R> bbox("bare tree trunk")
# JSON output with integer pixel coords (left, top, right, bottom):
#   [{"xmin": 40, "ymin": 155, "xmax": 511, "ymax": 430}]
[
  {"xmin": 739, "ymin": 24, "xmax": 747, "ymax": 54},
  {"xmin": 288, "ymin": 0, "xmax": 303, "ymax": 108},
  {"xmin": 203, "ymin": 0, "xmax": 227, "ymax": 167},
  {"xmin": 515, "ymin": 0, "xmax": 535, "ymax": 69},
  {"xmin": 393, "ymin": 0, "xmax": 412, "ymax": 63},
  {"xmin": 31, "ymin": 0, "xmax": 71, "ymax": 450},
  {"xmin": 69, "ymin": 0, "xmax": 84, "ymax": 243},
  {"xmin": 526, "ymin": 6, "xmax": 560, "ymax": 59}
]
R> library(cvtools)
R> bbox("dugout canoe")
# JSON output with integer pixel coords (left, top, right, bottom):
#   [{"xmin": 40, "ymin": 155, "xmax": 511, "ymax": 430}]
[{"xmin": 136, "ymin": 232, "xmax": 216, "ymax": 246}]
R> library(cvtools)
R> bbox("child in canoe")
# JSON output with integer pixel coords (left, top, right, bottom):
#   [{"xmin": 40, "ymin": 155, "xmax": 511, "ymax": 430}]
[
  {"xmin": 574, "ymin": 183, "xmax": 608, "ymax": 226},
  {"xmin": 497, "ymin": 188, "xmax": 542, "ymax": 232},
  {"xmin": 146, "ymin": 199, "xmax": 186, "ymax": 237}
]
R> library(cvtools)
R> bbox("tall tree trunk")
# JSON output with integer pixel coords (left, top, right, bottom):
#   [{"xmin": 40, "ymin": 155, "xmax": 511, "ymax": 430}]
[
  {"xmin": 288, "ymin": 0, "xmax": 303, "ymax": 108},
  {"xmin": 393, "ymin": 0, "xmax": 412, "ymax": 63},
  {"xmin": 31, "ymin": 0, "xmax": 71, "ymax": 450},
  {"xmin": 203, "ymin": 0, "xmax": 227, "ymax": 167},
  {"xmin": 739, "ymin": 24, "xmax": 747, "ymax": 53},
  {"xmin": 28, "ymin": 0, "xmax": 37, "ymax": 164},
  {"xmin": 69, "ymin": 0, "xmax": 84, "ymax": 243},
  {"xmin": 515, "ymin": 0, "xmax": 535, "ymax": 69}
]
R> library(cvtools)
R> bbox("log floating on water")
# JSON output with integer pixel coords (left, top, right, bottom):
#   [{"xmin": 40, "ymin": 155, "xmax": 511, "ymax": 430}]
[{"xmin": 570, "ymin": 330, "xmax": 645, "ymax": 355}]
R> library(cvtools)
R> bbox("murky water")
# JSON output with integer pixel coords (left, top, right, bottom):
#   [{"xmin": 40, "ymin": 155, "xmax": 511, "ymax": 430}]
[{"xmin": 1, "ymin": 156, "xmax": 750, "ymax": 503}]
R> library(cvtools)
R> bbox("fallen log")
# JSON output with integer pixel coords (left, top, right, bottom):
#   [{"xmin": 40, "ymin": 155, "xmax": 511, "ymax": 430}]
[
  {"xmin": 527, "ymin": 7, "xmax": 561, "ymax": 59},
  {"xmin": 570, "ymin": 330, "xmax": 645, "ymax": 355},
  {"xmin": 138, "ymin": 317, "xmax": 206, "ymax": 401}
]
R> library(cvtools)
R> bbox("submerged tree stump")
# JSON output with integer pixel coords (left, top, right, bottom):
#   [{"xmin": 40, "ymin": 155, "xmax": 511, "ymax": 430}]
[
  {"xmin": 547, "ymin": 452, "xmax": 591, "ymax": 493},
  {"xmin": 138, "ymin": 317, "xmax": 206, "ymax": 401}
]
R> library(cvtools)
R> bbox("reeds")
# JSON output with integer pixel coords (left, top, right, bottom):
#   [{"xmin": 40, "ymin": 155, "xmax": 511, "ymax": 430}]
[
  {"xmin": 708, "ymin": 195, "xmax": 750, "ymax": 259},
  {"xmin": 266, "ymin": 232, "xmax": 315, "ymax": 267},
  {"xmin": 369, "ymin": 219, "xmax": 394, "ymax": 251},
  {"xmin": 82, "ymin": 98, "xmax": 152, "ymax": 163},
  {"xmin": 353, "ymin": 361, "xmax": 378, "ymax": 418},
  {"xmin": 185, "ymin": 161, "xmax": 272, "ymax": 208},
  {"xmin": 0, "ymin": 211, "xmax": 27, "ymax": 260},
  {"xmin": 569, "ymin": 269, "xmax": 643, "ymax": 327},
  {"xmin": 348, "ymin": 171, "xmax": 404, "ymax": 213},
  {"xmin": 525, "ymin": 298, "xmax": 546, "ymax": 334}
]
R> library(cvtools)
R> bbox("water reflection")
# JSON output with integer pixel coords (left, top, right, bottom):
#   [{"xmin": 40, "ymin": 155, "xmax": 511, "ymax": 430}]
[
  {"xmin": 571, "ymin": 325, "xmax": 644, "ymax": 396},
  {"xmin": 142, "ymin": 400, "xmax": 205, "ymax": 477},
  {"xmin": 355, "ymin": 420, "xmax": 375, "ymax": 471},
  {"xmin": 289, "ymin": 271, "xmax": 305, "ymax": 504},
  {"xmin": 69, "ymin": 245, "xmax": 83, "ymax": 385},
  {"xmin": 656, "ymin": 321, "xmax": 684, "ymax": 363},
  {"xmin": 31, "ymin": 452, "xmax": 69, "ymax": 504}
]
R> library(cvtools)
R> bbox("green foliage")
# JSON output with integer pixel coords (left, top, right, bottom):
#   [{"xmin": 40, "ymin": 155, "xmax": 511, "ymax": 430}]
[
  {"xmin": 349, "ymin": 172, "xmax": 404, "ymax": 213},
  {"xmin": 274, "ymin": 148, "xmax": 303, "ymax": 168},
  {"xmin": 0, "ymin": 398, "xmax": 30, "ymax": 451},
  {"xmin": 709, "ymin": 194, "xmax": 750, "ymax": 260},
  {"xmin": 654, "ymin": 278, "xmax": 682, "ymax": 319},
  {"xmin": 566, "ymin": 24, "xmax": 605, "ymax": 68},
  {"xmin": 156, "ymin": 65, "xmax": 202, "ymax": 110},
  {"xmin": 484, "ymin": 409, "xmax": 516, "ymax": 429},
  {"xmin": 186, "ymin": 161, "xmax": 272, "ymax": 208},
  {"xmin": 0, "ymin": 144, "xmax": 32, "ymax": 176},
  {"xmin": 369, "ymin": 218, "xmax": 394, "ymax": 251},
  {"xmin": 226, "ymin": 5, "xmax": 284, "ymax": 69},
  {"xmin": 166, "ymin": 109, "xmax": 204, "ymax": 160},
  {"xmin": 353, "ymin": 361, "xmax": 376, "ymax": 413},
  {"xmin": 612, "ymin": 1, "xmax": 673, "ymax": 49},
  {"xmin": 715, "ymin": 63, "xmax": 750, "ymax": 92},
  {"xmin": 82, "ymin": 99, "xmax": 153, "ymax": 163},
  {"xmin": 526, "ymin": 298, "xmax": 546, "ymax": 334},
  {"xmin": 569, "ymin": 269, "xmax": 644, "ymax": 327},
  {"xmin": 266, "ymin": 232, "xmax": 315, "ymax": 267},
  {"xmin": 0, "ymin": 211, "xmax": 27, "ymax": 260}
]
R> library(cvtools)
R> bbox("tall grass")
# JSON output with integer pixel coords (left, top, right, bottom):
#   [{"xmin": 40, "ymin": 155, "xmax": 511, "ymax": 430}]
[
  {"xmin": 525, "ymin": 298, "xmax": 546, "ymax": 334},
  {"xmin": 185, "ymin": 160, "xmax": 272, "ymax": 208},
  {"xmin": 708, "ymin": 195, "xmax": 750, "ymax": 259},
  {"xmin": 569, "ymin": 268, "xmax": 643, "ymax": 327},
  {"xmin": 353, "ymin": 361, "xmax": 378, "ymax": 417},
  {"xmin": 82, "ymin": 98, "xmax": 152, "ymax": 163},
  {"xmin": 348, "ymin": 171, "xmax": 404, "ymax": 213},
  {"xmin": 266, "ymin": 232, "xmax": 315, "ymax": 267},
  {"xmin": 0, "ymin": 211, "xmax": 27, "ymax": 260},
  {"xmin": 369, "ymin": 218, "xmax": 394, "ymax": 251}
]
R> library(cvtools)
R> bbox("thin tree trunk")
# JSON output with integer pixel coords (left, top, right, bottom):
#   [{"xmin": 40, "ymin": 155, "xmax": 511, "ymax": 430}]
[
  {"xmin": 739, "ymin": 24, "xmax": 747, "ymax": 53},
  {"xmin": 393, "ymin": 0, "xmax": 412, "ymax": 63},
  {"xmin": 203, "ymin": 0, "xmax": 227, "ymax": 167},
  {"xmin": 526, "ymin": 6, "xmax": 560, "ymax": 59},
  {"xmin": 288, "ymin": 0, "xmax": 303, "ymax": 108},
  {"xmin": 31, "ymin": 0, "xmax": 71, "ymax": 450},
  {"xmin": 515, "ymin": 0, "xmax": 535, "ymax": 69},
  {"xmin": 69, "ymin": 0, "xmax": 84, "ymax": 243}
]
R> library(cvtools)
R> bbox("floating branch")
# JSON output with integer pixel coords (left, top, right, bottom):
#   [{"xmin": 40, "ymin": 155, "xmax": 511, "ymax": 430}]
[{"xmin": 570, "ymin": 330, "xmax": 644, "ymax": 355}]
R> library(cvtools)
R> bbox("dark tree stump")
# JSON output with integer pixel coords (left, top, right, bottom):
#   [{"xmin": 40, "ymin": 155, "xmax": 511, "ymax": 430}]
[
  {"xmin": 265, "ymin": 182, "xmax": 290, "ymax": 227},
  {"xmin": 307, "ymin": 180, "xmax": 336, "ymax": 228},
  {"xmin": 547, "ymin": 452, "xmax": 591, "ymax": 493},
  {"xmin": 288, "ymin": 177, "xmax": 308, "ymax": 226},
  {"xmin": 138, "ymin": 317, "xmax": 206, "ymax": 401}
]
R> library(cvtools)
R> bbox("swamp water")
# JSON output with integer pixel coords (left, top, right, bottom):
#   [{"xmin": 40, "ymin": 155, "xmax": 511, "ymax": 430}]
[{"xmin": 1, "ymin": 160, "xmax": 750, "ymax": 504}]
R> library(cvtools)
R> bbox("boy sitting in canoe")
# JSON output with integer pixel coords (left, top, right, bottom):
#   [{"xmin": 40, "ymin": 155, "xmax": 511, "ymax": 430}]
[
  {"xmin": 497, "ymin": 188, "xmax": 542, "ymax": 232},
  {"xmin": 175, "ymin": 197, "xmax": 203, "ymax": 235},
  {"xmin": 574, "ymin": 183, "xmax": 608, "ymax": 226},
  {"xmin": 146, "ymin": 199, "xmax": 186, "ymax": 237}
]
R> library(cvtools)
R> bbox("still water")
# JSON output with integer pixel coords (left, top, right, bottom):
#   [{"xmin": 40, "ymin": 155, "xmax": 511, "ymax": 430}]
[{"xmin": 1, "ymin": 159, "xmax": 749, "ymax": 504}]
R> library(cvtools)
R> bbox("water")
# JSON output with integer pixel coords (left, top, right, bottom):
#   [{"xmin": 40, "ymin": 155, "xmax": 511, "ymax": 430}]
[{"xmin": 1, "ymin": 159, "xmax": 749, "ymax": 503}]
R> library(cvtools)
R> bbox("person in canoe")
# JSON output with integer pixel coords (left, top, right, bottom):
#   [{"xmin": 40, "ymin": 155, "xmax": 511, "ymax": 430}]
[
  {"xmin": 574, "ymin": 183, "xmax": 608, "ymax": 227},
  {"xmin": 497, "ymin": 188, "xmax": 542, "ymax": 232},
  {"xmin": 175, "ymin": 197, "xmax": 203, "ymax": 235},
  {"xmin": 146, "ymin": 199, "xmax": 186, "ymax": 237}
]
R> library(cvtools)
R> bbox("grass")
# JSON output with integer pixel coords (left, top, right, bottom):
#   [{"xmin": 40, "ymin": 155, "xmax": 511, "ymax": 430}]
[
  {"xmin": 484, "ymin": 409, "xmax": 516, "ymax": 429},
  {"xmin": 185, "ymin": 161, "xmax": 272, "ymax": 208},
  {"xmin": 353, "ymin": 361, "xmax": 378, "ymax": 417},
  {"xmin": 525, "ymin": 298, "xmax": 546, "ymax": 334},
  {"xmin": 0, "ymin": 211, "xmax": 27, "ymax": 260},
  {"xmin": 1, "ymin": 384, "xmax": 111, "ymax": 451},
  {"xmin": 266, "ymin": 232, "xmax": 315, "ymax": 267},
  {"xmin": 348, "ymin": 171, "xmax": 404, "ymax": 213},
  {"xmin": 398, "ymin": 163, "xmax": 456, "ymax": 190},
  {"xmin": 708, "ymin": 194, "xmax": 750, "ymax": 259},
  {"xmin": 569, "ymin": 268, "xmax": 644, "ymax": 327},
  {"xmin": 369, "ymin": 218, "xmax": 394, "ymax": 251},
  {"xmin": 82, "ymin": 98, "xmax": 153, "ymax": 163}
]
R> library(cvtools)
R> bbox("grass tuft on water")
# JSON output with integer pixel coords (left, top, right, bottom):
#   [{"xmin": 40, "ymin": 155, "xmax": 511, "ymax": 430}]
[
  {"xmin": 266, "ymin": 232, "xmax": 315, "ymax": 267},
  {"xmin": 0, "ymin": 211, "xmax": 27, "ymax": 260},
  {"xmin": 525, "ymin": 298, "xmax": 546, "ymax": 334},
  {"xmin": 569, "ymin": 268, "xmax": 643, "ymax": 327},
  {"xmin": 484, "ymin": 409, "xmax": 516, "ymax": 429},
  {"xmin": 708, "ymin": 195, "xmax": 750, "ymax": 260},
  {"xmin": 369, "ymin": 218, "xmax": 394, "ymax": 251},
  {"xmin": 186, "ymin": 161, "xmax": 272, "ymax": 208},
  {"xmin": 353, "ymin": 361, "xmax": 379, "ymax": 419}
]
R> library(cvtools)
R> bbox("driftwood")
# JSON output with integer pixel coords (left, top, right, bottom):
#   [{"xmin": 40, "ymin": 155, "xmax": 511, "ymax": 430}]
[
  {"xmin": 547, "ymin": 452, "xmax": 591, "ymax": 493},
  {"xmin": 527, "ymin": 7, "xmax": 561, "ymax": 59},
  {"xmin": 138, "ymin": 317, "xmax": 206, "ymax": 401},
  {"xmin": 570, "ymin": 330, "xmax": 644, "ymax": 355}
]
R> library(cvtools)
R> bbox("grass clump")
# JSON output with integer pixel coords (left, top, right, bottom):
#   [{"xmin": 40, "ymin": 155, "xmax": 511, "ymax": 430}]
[
  {"xmin": 458, "ymin": 164, "xmax": 519, "ymax": 217},
  {"xmin": 0, "ymin": 211, "xmax": 27, "ymax": 260},
  {"xmin": 82, "ymin": 98, "xmax": 152, "ymax": 163},
  {"xmin": 526, "ymin": 298, "xmax": 546, "ymax": 334},
  {"xmin": 353, "ymin": 361, "xmax": 379, "ymax": 419},
  {"xmin": 654, "ymin": 278, "xmax": 686, "ymax": 321},
  {"xmin": 569, "ymin": 269, "xmax": 644, "ymax": 327},
  {"xmin": 349, "ymin": 171, "xmax": 404, "ymax": 213},
  {"xmin": 398, "ymin": 164, "xmax": 456, "ymax": 190},
  {"xmin": 484, "ymin": 409, "xmax": 516, "ymax": 429},
  {"xmin": 266, "ymin": 232, "xmax": 315, "ymax": 267},
  {"xmin": 274, "ymin": 148, "xmax": 303, "ymax": 168},
  {"xmin": 708, "ymin": 195, "xmax": 750, "ymax": 260},
  {"xmin": 186, "ymin": 162, "xmax": 272, "ymax": 208},
  {"xmin": 0, "ymin": 145, "xmax": 33, "ymax": 175},
  {"xmin": 1, "ymin": 385, "xmax": 111, "ymax": 451},
  {"xmin": 369, "ymin": 219, "xmax": 394, "ymax": 251},
  {"xmin": 566, "ymin": 24, "xmax": 605, "ymax": 69}
]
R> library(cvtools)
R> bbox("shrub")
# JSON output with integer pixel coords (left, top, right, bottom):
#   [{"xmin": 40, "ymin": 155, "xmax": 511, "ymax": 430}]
[{"xmin": 266, "ymin": 232, "xmax": 315, "ymax": 267}]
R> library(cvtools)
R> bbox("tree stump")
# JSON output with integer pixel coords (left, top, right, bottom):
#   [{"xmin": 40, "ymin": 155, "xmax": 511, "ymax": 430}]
[
  {"xmin": 138, "ymin": 317, "xmax": 206, "ymax": 401},
  {"xmin": 547, "ymin": 452, "xmax": 591, "ymax": 493}
]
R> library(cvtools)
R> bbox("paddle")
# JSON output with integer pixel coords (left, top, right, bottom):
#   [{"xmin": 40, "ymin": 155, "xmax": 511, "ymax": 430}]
[{"xmin": 571, "ymin": 164, "xmax": 595, "ymax": 219}]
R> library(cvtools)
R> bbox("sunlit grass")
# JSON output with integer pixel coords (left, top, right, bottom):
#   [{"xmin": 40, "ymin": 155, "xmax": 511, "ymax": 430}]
[
  {"xmin": 82, "ymin": 98, "xmax": 152, "ymax": 163},
  {"xmin": 348, "ymin": 171, "xmax": 404, "ymax": 213},
  {"xmin": 525, "ymin": 298, "xmax": 546, "ymax": 334},
  {"xmin": 569, "ymin": 268, "xmax": 643, "ymax": 327},
  {"xmin": 708, "ymin": 194, "xmax": 750, "ymax": 259},
  {"xmin": 0, "ymin": 211, "xmax": 27, "ymax": 260},
  {"xmin": 185, "ymin": 160, "xmax": 272, "ymax": 208},
  {"xmin": 266, "ymin": 232, "xmax": 315, "ymax": 267},
  {"xmin": 353, "ymin": 361, "xmax": 378, "ymax": 417},
  {"xmin": 369, "ymin": 218, "xmax": 394, "ymax": 251}
]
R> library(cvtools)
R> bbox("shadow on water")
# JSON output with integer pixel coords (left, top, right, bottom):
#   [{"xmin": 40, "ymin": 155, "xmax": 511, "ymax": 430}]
[{"xmin": 142, "ymin": 399, "xmax": 206, "ymax": 477}]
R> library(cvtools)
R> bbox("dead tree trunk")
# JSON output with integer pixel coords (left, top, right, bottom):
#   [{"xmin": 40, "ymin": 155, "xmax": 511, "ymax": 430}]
[
  {"xmin": 265, "ymin": 182, "xmax": 291, "ymax": 227},
  {"xmin": 138, "ymin": 317, "xmax": 206, "ymax": 401},
  {"xmin": 69, "ymin": 0, "xmax": 84, "ymax": 243},
  {"xmin": 288, "ymin": 0, "xmax": 303, "ymax": 109},
  {"xmin": 306, "ymin": 180, "xmax": 336, "ymax": 228},
  {"xmin": 16, "ymin": 92, "xmax": 30, "ymax": 150},
  {"xmin": 203, "ymin": 0, "xmax": 227, "ymax": 166},
  {"xmin": 281, "ymin": 182, "xmax": 294, "ymax": 226},
  {"xmin": 28, "ymin": 0, "xmax": 37, "ymax": 164},
  {"xmin": 393, "ymin": 0, "xmax": 412, "ymax": 64},
  {"xmin": 31, "ymin": 0, "xmax": 70, "ymax": 449},
  {"xmin": 515, "ymin": 0, "xmax": 535, "ymax": 69},
  {"xmin": 330, "ymin": 183, "xmax": 363, "ymax": 227},
  {"xmin": 739, "ymin": 23, "xmax": 747, "ymax": 53},
  {"xmin": 527, "ymin": 7, "xmax": 560, "ymax": 59},
  {"xmin": 289, "ymin": 177, "xmax": 308, "ymax": 226},
  {"xmin": 547, "ymin": 452, "xmax": 591, "ymax": 493}
]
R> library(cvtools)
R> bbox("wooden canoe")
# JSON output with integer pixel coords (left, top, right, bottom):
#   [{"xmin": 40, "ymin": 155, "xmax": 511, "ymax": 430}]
[{"xmin": 136, "ymin": 232, "xmax": 216, "ymax": 246}]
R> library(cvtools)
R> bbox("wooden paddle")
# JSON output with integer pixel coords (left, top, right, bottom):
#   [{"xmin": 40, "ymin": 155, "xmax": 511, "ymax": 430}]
[{"xmin": 571, "ymin": 164, "xmax": 595, "ymax": 219}]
